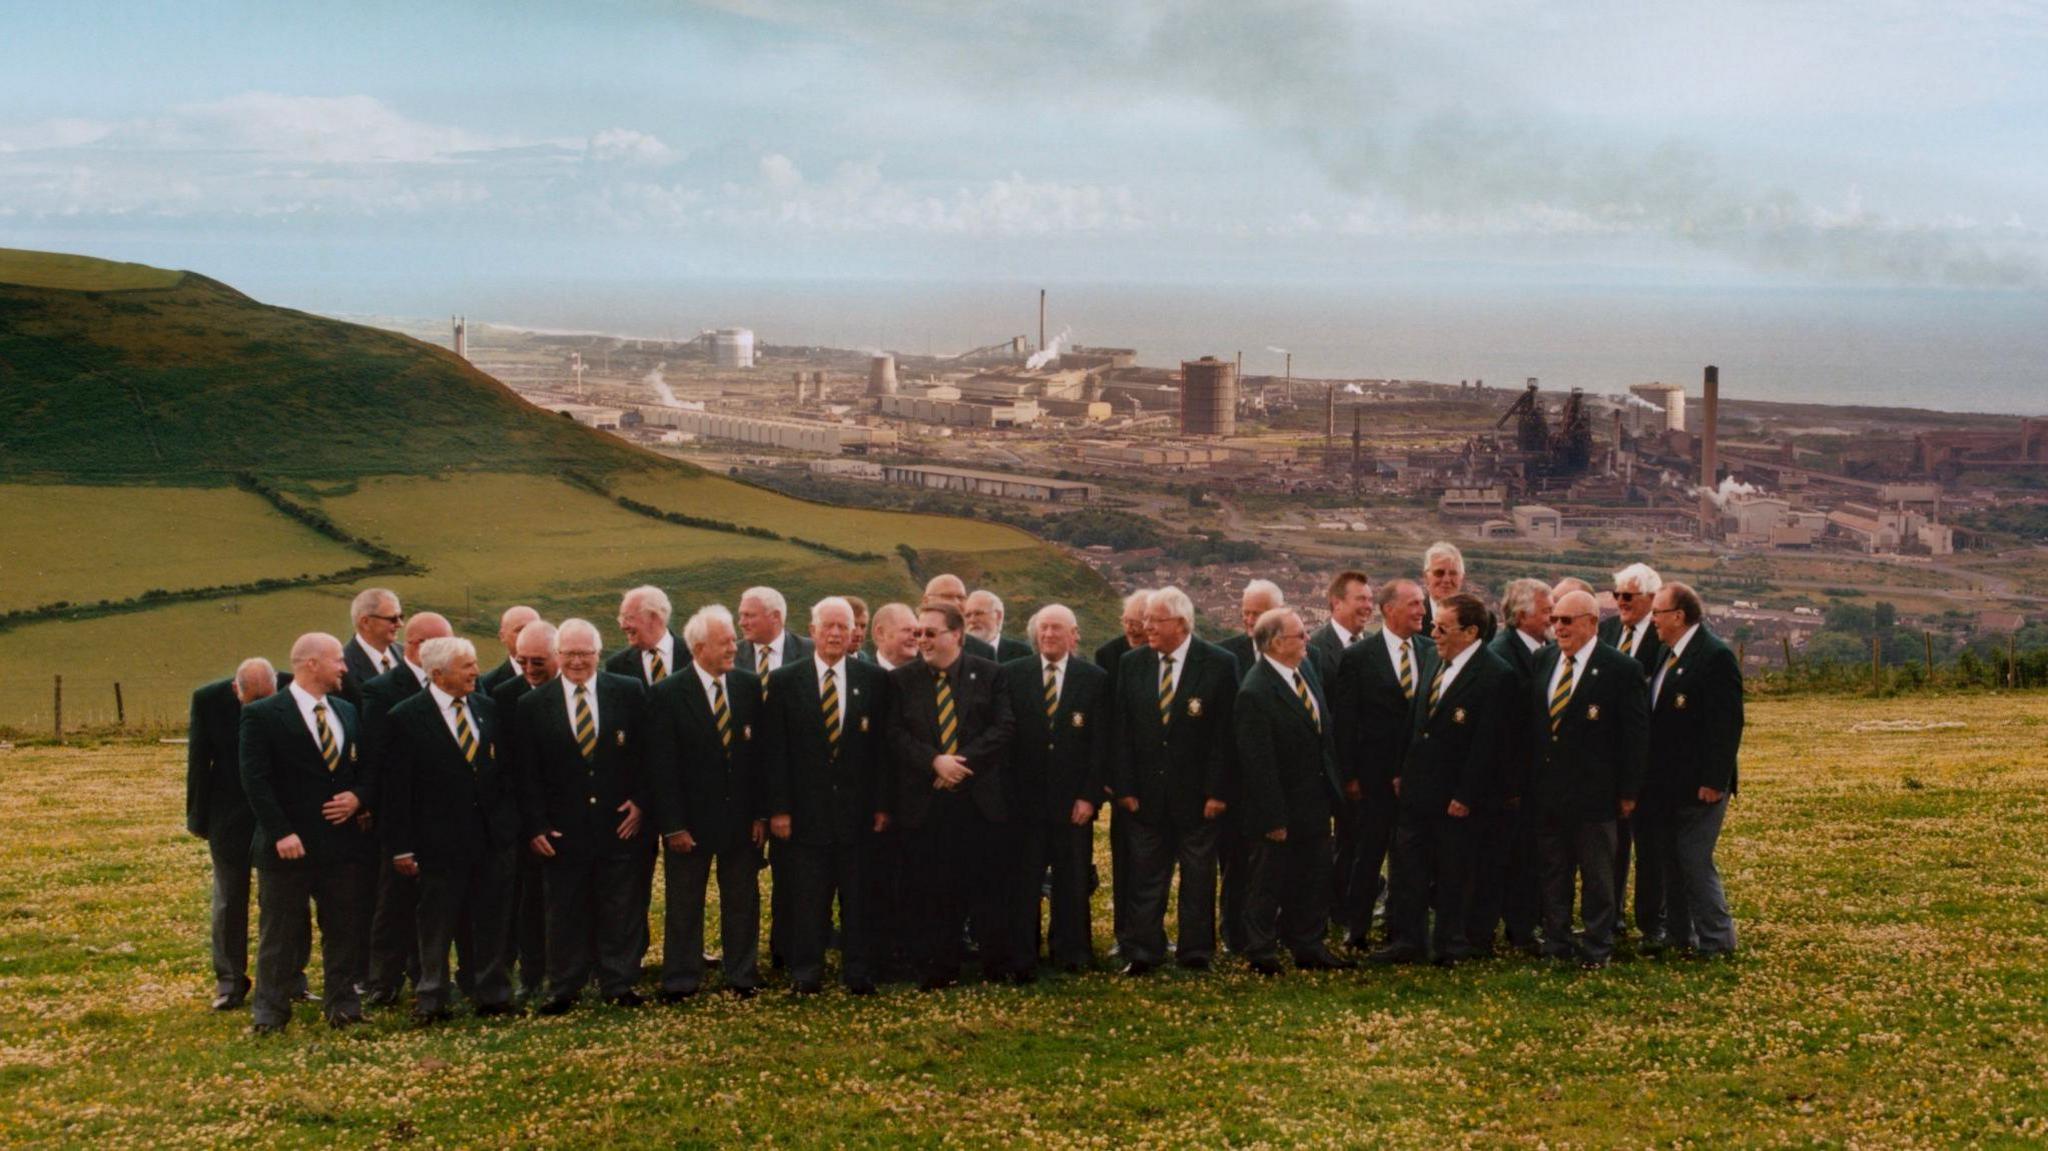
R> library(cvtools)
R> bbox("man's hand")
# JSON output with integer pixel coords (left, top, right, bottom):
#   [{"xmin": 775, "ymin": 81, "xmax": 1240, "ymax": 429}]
[
  {"xmin": 322, "ymin": 790, "xmax": 362, "ymax": 825},
  {"xmin": 665, "ymin": 830, "xmax": 697, "ymax": 854},
  {"xmin": 1698, "ymin": 786, "xmax": 1724, "ymax": 804},
  {"xmin": 393, "ymin": 855, "xmax": 420, "ymax": 878},
  {"xmin": 770, "ymin": 814, "xmax": 792, "ymax": 840},
  {"xmin": 1069, "ymin": 799, "xmax": 1096, "ymax": 827},
  {"xmin": 616, "ymin": 800, "xmax": 642, "ymax": 839},
  {"xmin": 1116, "ymin": 796, "xmax": 1139, "ymax": 814},
  {"xmin": 1619, "ymin": 798, "xmax": 1638, "ymax": 819},
  {"xmin": 1202, "ymin": 798, "xmax": 1227, "ymax": 821},
  {"xmin": 275, "ymin": 834, "xmax": 305, "ymax": 861},
  {"xmin": 750, "ymin": 819, "xmax": 766, "ymax": 848},
  {"xmin": 1446, "ymin": 799, "xmax": 1470, "ymax": 819},
  {"xmin": 530, "ymin": 830, "xmax": 561, "ymax": 858},
  {"xmin": 1343, "ymin": 779, "xmax": 1363, "ymax": 802},
  {"xmin": 1265, "ymin": 827, "xmax": 1287, "ymax": 842},
  {"xmin": 872, "ymin": 812, "xmax": 891, "ymax": 834},
  {"xmin": 932, "ymin": 755, "xmax": 973, "ymax": 787}
]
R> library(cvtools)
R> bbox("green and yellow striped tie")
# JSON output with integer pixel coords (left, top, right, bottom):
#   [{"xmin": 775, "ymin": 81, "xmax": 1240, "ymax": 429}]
[
  {"xmin": 1397, "ymin": 639, "xmax": 1415, "ymax": 702},
  {"xmin": 1548, "ymin": 653, "xmax": 1576, "ymax": 734},
  {"xmin": 573, "ymin": 684, "xmax": 596, "ymax": 760},
  {"xmin": 934, "ymin": 669, "xmax": 959, "ymax": 755},
  {"xmin": 1654, "ymin": 648, "xmax": 1678, "ymax": 707},
  {"xmin": 314, "ymin": 703, "xmax": 340, "ymax": 773},
  {"xmin": 1623, "ymin": 626, "xmax": 1639, "ymax": 658},
  {"xmin": 712, "ymin": 679, "xmax": 733, "ymax": 751},
  {"xmin": 1043, "ymin": 663, "xmax": 1060, "ymax": 721},
  {"xmin": 1158, "ymin": 655, "xmax": 1176, "ymax": 725},
  {"xmin": 1427, "ymin": 663, "xmax": 1447, "ymax": 715},
  {"xmin": 453, "ymin": 700, "xmax": 478, "ymax": 764},
  {"xmin": 821, "ymin": 667, "xmax": 841, "ymax": 758},
  {"xmin": 648, "ymin": 650, "xmax": 667, "ymax": 684},
  {"xmin": 1294, "ymin": 670, "xmax": 1320, "ymax": 732}
]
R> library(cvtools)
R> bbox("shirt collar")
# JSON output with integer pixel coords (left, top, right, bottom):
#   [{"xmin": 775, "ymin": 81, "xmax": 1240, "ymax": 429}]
[
  {"xmin": 428, "ymin": 682, "xmax": 463, "ymax": 712},
  {"xmin": 404, "ymin": 658, "xmax": 428, "ymax": 686},
  {"xmin": 562, "ymin": 674, "xmax": 595, "ymax": 701},
  {"xmin": 1165, "ymin": 635, "xmax": 1193, "ymax": 667},
  {"xmin": 693, "ymin": 661, "xmax": 723, "ymax": 694},
  {"xmin": 1264, "ymin": 654, "xmax": 1306, "ymax": 682},
  {"xmin": 1668, "ymin": 624, "xmax": 1700, "ymax": 661},
  {"xmin": 355, "ymin": 636, "xmax": 390, "ymax": 665},
  {"xmin": 289, "ymin": 681, "xmax": 326, "ymax": 709},
  {"xmin": 815, "ymin": 653, "xmax": 846, "ymax": 680},
  {"xmin": 1381, "ymin": 626, "xmax": 1413, "ymax": 662},
  {"xmin": 1042, "ymin": 653, "xmax": 1067, "ymax": 676},
  {"xmin": 1519, "ymin": 629, "xmax": 1546, "ymax": 653},
  {"xmin": 1329, "ymin": 619, "xmax": 1357, "ymax": 646},
  {"xmin": 1443, "ymin": 641, "xmax": 1480, "ymax": 677}
]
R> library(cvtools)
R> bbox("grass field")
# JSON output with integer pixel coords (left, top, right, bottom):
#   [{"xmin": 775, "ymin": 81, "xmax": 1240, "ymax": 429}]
[
  {"xmin": 0, "ymin": 248, "xmax": 185, "ymax": 291},
  {"xmin": 0, "ymin": 485, "xmax": 367, "ymax": 612},
  {"xmin": 0, "ymin": 472, "xmax": 1117, "ymax": 730},
  {"xmin": 1, "ymin": 693, "xmax": 2042, "ymax": 1148}
]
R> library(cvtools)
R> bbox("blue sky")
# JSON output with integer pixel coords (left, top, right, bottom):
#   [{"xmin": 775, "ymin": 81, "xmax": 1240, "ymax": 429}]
[{"xmin": 4, "ymin": 0, "xmax": 2044, "ymax": 294}]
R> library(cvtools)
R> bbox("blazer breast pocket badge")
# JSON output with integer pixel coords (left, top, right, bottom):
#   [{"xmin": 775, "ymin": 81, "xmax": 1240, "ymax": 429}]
[
  {"xmin": 859, "ymin": 715, "xmax": 870, "ymax": 733},
  {"xmin": 349, "ymin": 744, "xmax": 358, "ymax": 763},
  {"xmin": 742, "ymin": 724, "xmax": 753, "ymax": 741},
  {"xmin": 1674, "ymin": 694, "xmax": 1689, "ymax": 711},
  {"xmin": 616, "ymin": 730, "xmax": 627, "ymax": 747},
  {"xmin": 1452, "ymin": 707, "xmax": 1467, "ymax": 725},
  {"xmin": 1186, "ymin": 698, "xmax": 1203, "ymax": 718},
  {"xmin": 1071, "ymin": 711, "xmax": 1086, "ymax": 728},
  {"xmin": 1585, "ymin": 704, "xmax": 1601, "ymax": 721}
]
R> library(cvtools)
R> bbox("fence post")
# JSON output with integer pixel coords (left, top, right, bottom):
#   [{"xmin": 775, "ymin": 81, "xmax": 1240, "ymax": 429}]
[
  {"xmin": 1924, "ymin": 631, "xmax": 1934, "ymax": 680},
  {"xmin": 2010, "ymin": 634, "xmax": 2020, "ymax": 689},
  {"xmin": 115, "ymin": 681, "xmax": 125, "ymax": 726},
  {"xmin": 1782, "ymin": 635, "xmax": 1794, "ymax": 671},
  {"xmin": 54, "ymin": 675, "xmax": 64, "ymax": 744},
  {"xmin": 1872, "ymin": 634, "xmax": 1882, "ymax": 692}
]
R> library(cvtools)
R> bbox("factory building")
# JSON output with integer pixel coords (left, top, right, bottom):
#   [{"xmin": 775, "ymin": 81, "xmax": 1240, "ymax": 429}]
[
  {"xmin": 1439, "ymin": 486, "xmax": 1507, "ymax": 516},
  {"xmin": 706, "ymin": 328, "xmax": 756, "ymax": 369},
  {"xmin": 1072, "ymin": 440, "xmax": 1295, "ymax": 469},
  {"xmin": 638, "ymin": 406, "xmax": 894, "ymax": 454},
  {"xmin": 876, "ymin": 394, "xmax": 1039, "ymax": 428},
  {"xmin": 1180, "ymin": 356, "xmax": 1238, "ymax": 436},
  {"xmin": 876, "ymin": 464, "xmax": 1097, "ymax": 503},
  {"xmin": 1511, "ymin": 504, "xmax": 1563, "ymax": 540}
]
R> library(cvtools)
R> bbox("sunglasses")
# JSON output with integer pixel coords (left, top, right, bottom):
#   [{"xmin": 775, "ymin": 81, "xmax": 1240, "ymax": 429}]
[
  {"xmin": 1549, "ymin": 613, "xmax": 1591, "ymax": 626},
  {"xmin": 1614, "ymin": 591, "xmax": 1641, "ymax": 602},
  {"xmin": 367, "ymin": 613, "xmax": 404, "ymax": 624}
]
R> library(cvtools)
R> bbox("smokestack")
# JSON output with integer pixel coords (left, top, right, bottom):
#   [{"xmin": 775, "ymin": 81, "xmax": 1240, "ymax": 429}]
[
  {"xmin": 1038, "ymin": 289, "xmax": 1046, "ymax": 353},
  {"xmin": 1325, "ymin": 384, "xmax": 1336, "ymax": 447},
  {"xmin": 1700, "ymin": 364, "xmax": 1720, "ymax": 538},
  {"xmin": 1285, "ymin": 352, "xmax": 1292, "ymax": 383},
  {"xmin": 452, "ymin": 315, "xmax": 467, "ymax": 361}
]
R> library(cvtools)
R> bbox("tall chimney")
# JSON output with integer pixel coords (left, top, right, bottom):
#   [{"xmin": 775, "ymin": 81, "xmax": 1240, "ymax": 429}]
[
  {"xmin": 1325, "ymin": 384, "xmax": 1336, "ymax": 447},
  {"xmin": 1700, "ymin": 364, "xmax": 1720, "ymax": 537},
  {"xmin": 1038, "ymin": 288, "xmax": 1046, "ymax": 353}
]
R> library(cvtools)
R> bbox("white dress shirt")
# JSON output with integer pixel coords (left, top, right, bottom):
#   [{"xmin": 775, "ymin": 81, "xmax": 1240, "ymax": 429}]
[
  {"xmin": 355, "ymin": 635, "xmax": 394, "ymax": 674},
  {"xmin": 288, "ymin": 681, "xmax": 347, "ymax": 759},
  {"xmin": 1158, "ymin": 635, "xmax": 1193, "ymax": 696},
  {"xmin": 641, "ymin": 632, "xmax": 677, "ymax": 682},
  {"xmin": 428, "ymin": 683, "xmax": 479, "ymax": 749},
  {"xmin": 1430, "ymin": 640, "xmax": 1481, "ymax": 702},
  {"xmin": 1550, "ymin": 640, "xmax": 1594, "ymax": 699},
  {"xmin": 1653, "ymin": 624, "xmax": 1700, "ymax": 706},
  {"xmin": 816, "ymin": 654, "xmax": 847, "ymax": 730},
  {"xmin": 1614, "ymin": 616, "xmax": 1653, "ymax": 659},
  {"xmin": 562, "ymin": 674, "xmax": 601, "ymax": 736},
  {"xmin": 1380, "ymin": 627, "xmax": 1417, "ymax": 679}
]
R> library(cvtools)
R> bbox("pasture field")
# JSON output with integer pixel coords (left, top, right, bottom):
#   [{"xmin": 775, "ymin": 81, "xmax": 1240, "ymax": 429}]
[
  {"xmin": 0, "ymin": 693, "xmax": 2042, "ymax": 1148},
  {"xmin": 610, "ymin": 468, "xmax": 1040, "ymax": 556},
  {"xmin": 0, "ymin": 473, "xmax": 1116, "ymax": 730},
  {"xmin": 0, "ymin": 485, "xmax": 367, "ymax": 613}
]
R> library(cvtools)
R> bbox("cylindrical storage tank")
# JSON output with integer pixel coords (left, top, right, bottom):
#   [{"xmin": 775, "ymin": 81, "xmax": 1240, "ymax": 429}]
[
  {"xmin": 867, "ymin": 353, "xmax": 899, "ymax": 397},
  {"xmin": 710, "ymin": 327, "xmax": 755, "ymax": 369},
  {"xmin": 1180, "ymin": 356, "xmax": 1238, "ymax": 436}
]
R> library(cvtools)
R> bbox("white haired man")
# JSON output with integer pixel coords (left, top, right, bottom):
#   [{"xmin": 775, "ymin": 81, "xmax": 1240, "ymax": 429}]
[
  {"xmin": 966, "ymin": 589, "xmax": 1032, "ymax": 663},
  {"xmin": 1600, "ymin": 561, "xmax": 1668, "ymax": 950},
  {"xmin": 1421, "ymin": 542, "xmax": 1465, "ymax": 633},
  {"xmin": 341, "ymin": 588, "xmax": 403, "ymax": 706},
  {"xmin": 736, "ymin": 586, "xmax": 812, "ymax": 676}
]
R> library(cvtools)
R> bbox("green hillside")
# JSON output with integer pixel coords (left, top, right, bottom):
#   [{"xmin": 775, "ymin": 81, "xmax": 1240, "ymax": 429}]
[
  {"xmin": 0, "ymin": 250, "xmax": 1116, "ymax": 728},
  {"xmin": 0, "ymin": 253, "xmax": 651, "ymax": 482}
]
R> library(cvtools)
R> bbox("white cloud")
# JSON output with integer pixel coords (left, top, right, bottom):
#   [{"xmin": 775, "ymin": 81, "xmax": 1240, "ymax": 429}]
[{"xmin": 587, "ymin": 128, "xmax": 672, "ymax": 165}]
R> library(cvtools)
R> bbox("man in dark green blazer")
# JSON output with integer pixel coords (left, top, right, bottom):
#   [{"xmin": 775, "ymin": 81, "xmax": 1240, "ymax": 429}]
[
  {"xmin": 763, "ymin": 597, "xmax": 892, "ymax": 995},
  {"xmin": 516, "ymin": 619, "xmax": 652, "ymax": 1011},
  {"xmin": 1110, "ymin": 586, "xmax": 1240, "ymax": 974},
  {"xmin": 1002, "ymin": 604, "xmax": 1109, "ymax": 975},
  {"xmin": 381, "ymin": 637, "xmax": 519, "ymax": 1022},
  {"xmin": 1329, "ymin": 579, "xmax": 1436, "ymax": 948},
  {"xmin": 490, "ymin": 619, "xmax": 557, "ymax": 1003},
  {"xmin": 1234, "ymin": 608, "xmax": 1349, "ymax": 975},
  {"xmin": 238, "ymin": 632, "xmax": 373, "ymax": 1033},
  {"xmin": 1526, "ymin": 590, "xmax": 1650, "ymax": 968},
  {"xmin": 1216, "ymin": 580, "xmax": 1286, "ymax": 956},
  {"xmin": 1599, "ymin": 562, "xmax": 1668, "ymax": 945},
  {"xmin": 1374, "ymin": 594, "xmax": 1516, "ymax": 967},
  {"xmin": 1094, "ymin": 590, "xmax": 1152, "ymax": 956},
  {"xmin": 607, "ymin": 585, "xmax": 679, "ymax": 978},
  {"xmin": 1646, "ymin": 582, "xmax": 1743, "ymax": 957},
  {"xmin": 356, "ymin": 611, "xmax": 450, "ymax": 1007},
  {"xmin": 646, "ymin": 604, "xmax": 767, "ymax": 999},
  {"xmin": 1473, "ymin": 578, "xmax": 1553, "ymax": 955},
  {"xmin": 187, "ymin": 659, "xmax": 289, "ymax": 1010},
  {"xmin": 479, "ymin": 604, "xmax": 540, "ymax": 695}
]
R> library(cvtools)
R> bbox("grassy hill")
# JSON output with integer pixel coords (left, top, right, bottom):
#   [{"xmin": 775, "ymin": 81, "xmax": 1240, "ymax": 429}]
[
  {"xmin": 0, "ymin": 250, "xmax": 1115, "ymax": 728},
  {"xmin": 2, "ymin": 693, "xmax": 2043, "ymax": 1146}
]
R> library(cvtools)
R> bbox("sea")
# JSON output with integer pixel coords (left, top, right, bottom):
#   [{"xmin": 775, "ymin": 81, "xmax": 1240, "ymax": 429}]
[{"xmin": 337, "ymin": 278, "xmax": 2047, "ymax": 416}]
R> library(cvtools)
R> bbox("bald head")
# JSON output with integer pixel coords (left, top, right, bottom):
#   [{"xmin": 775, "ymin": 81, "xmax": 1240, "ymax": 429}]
[
  {"xmin": 497, "ymin": 605, "xmax": 540, "ymax": 656},
  {"xmin": 233, "ymin": 657, "xmax": 278, "ymax": 705},
  {"xmin": 402, "ymin": 611, "xmax": 453, "ymax": 665},
  {"xmin": 289, "ymin": 632, "xmax": 346, "ymax": 696},
  {"xmin": 924, "ymin": 574, "xmax": 967, "ymax": 610},
  {"xmin": 516, "ymin": 619, "xmax": 559, "ymax": 686}
]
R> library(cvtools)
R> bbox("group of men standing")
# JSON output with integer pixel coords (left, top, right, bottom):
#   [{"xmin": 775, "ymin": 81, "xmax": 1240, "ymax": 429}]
[{"xmin": 187, "ymin": 544, "xmax": 1741, "ymax": 1031}]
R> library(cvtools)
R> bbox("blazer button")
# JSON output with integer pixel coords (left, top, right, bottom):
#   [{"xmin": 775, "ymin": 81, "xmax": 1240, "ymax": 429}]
[{"xmin": 589, "ymin": 796, "xmax": 597, "ymax": 805}]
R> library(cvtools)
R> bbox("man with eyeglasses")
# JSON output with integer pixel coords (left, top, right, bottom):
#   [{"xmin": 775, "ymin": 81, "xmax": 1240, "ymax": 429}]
[
  {"xmin": 886, "ymin": 603, "xmax": 1016, "ymax": 989},
  {"xmin": 340, "ymin": 588, "xmax": 404, "ymax": 708},
  {"xmin": 1525, "ymin": 590, "xmax": 1649, "ymax": 969},
  {"xmin": 1373, "ymin": 594, "xmax": 1515, "ymax": 968},
  {"xmin": 516, "ymin": 619, "xmax": 652, "ymax": 1012},
  {"xmin": 480, "ymin": 605, "xmax": 541, "ymax": 694},
  {"xmin": 491, "ymin": 619, "xmax": 559, "ymax": 1003},
  {"xmin": 1234, "ymin": 608, "xmax": 1350, "ymax": 975},
  {"xmin": 1600, "ymin": 562, "xmax": 1669, "ymax": 950},
  {"xmin": 1644, "ymin": 582, "xmax": 1742, "ymax": 959},
  {"xmin": 1420, "ymin": 541, "xmax": 1466, "ymax": 635},
  {"xmin": 605, "ymin": 585, "xmax": 678, "ymax": 973}
]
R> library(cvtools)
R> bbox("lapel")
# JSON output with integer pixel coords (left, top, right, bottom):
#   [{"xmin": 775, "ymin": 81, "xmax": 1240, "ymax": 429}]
[
  {"xmin": 1425, "ymin": 652, "xmax": 1486, "ymax": 726},
  {"xmin": 1655, "ymin": 632, "xmax": 1701, "ymax": 712},
  {"xmin": 1260, "ymin": 659, "xmax": 1320, "ymax": 735},
  {"xmin": 1131, "ymin": 647, "xmax": 1167, "ymax": 733}
]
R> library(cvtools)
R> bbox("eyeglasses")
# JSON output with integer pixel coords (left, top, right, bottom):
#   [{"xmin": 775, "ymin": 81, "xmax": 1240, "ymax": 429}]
[
  {"xmin": 557, "ymin": 649, "xmax": 599, "ymax": 659},
  {"xmin": 911, "ymin": 628, "xmax": 945, "ymax": 639},
  {"xmin": 1549, "ymin": 613, "xmax": 1591, "ymax": 626},
  {"xmin": 367, "ymin": 613, "xmax": 403, "ymax": 624},
  {"xmin": 1430, "ymin": 622, "xmax": 1471, "ymax": 636},
  {"xmin": 1650, "ymin": 606, "xmax": 1684, "ymax": 618},
  {"xmin": 516, "ymin": 656, "xmax": 554, "ymax": 667}
]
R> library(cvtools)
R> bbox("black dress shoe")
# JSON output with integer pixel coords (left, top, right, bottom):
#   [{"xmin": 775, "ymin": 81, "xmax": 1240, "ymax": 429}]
[
  {"xmin": 536, "ymin": 997, "xmax": 575, "ymax": 1016},
  {"xmin": 658, "ymin": 988, "xmax": 696, "ymax": 1003},
  {"xmin": 1004, "ymin": 970, "xmax": 1038, "ymax": 986},
  {"xmin": 1638, "ymin": 933, "xmax": 1671, "ymax": 955},
  {"xmin": 211, "ymin": 992, "xmax": 245, "ymax": 1012},
  {"xmin": 249, "ymin": 1021, "xmax": 285, "ymax": 1036},
  {"xmin": 729, "ymin": 985, "xmax": 759, "ymax": 1000},
  {"xmin": 1176, "ymin": 956, "xmax": 1211, "ymax": 972},
  {"xmin": 361, "ymin": 988, "xmax": 400, "ymax": 1009},
  {"xmin": 475, "ymin": 1002, "xmax": 515, "ymax": 1018},
  {"xmin": 1431, "ymin": 955, "xmax": 1458, "ymax": 970},
  {"xmin": 1247, "ymin": 956, "xmax": 1285, "ymax": 976},
  {"xmin": 1368, "ymin": 945, "xmax": 1425, "ymax": 966},
  {"xmin": 326, "ymin": 1011, "xmax": 366, "ymax": 1029},
  {"xmin": 1579, "ymin": 957, "xmax": 1610, "ymax": 970},
  {"xmin": 1294, "ymin": 950, "xmax": 1356, "ymax": 971},
  {"xmin": 790, "ymin": 981, "xmax": 823, "ymax": 996},
  {"xmin": 607, "ymin": 991, "xmax": 646, "ymax": 1008},
  {"xmin": 409, "ymin": 1008, "xmax": 450, "ymax": 1028},
  {"xmin": 1120, "ymin": 960, "xmax": 1156, "ymax": 977},
  {"xmin": 845, "ymin": 981, "xmax": 878, "ymax": 997},
  {"xmin": 1057, "ymin": 961, "xmax": 1090, "ymax": 975},
  {"xmin": 917, "ymin": 975, "xmax": 958, "ymax": 992}
]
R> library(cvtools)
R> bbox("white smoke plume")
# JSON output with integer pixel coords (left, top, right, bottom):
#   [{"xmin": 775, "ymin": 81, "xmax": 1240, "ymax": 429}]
[
  {"xmin": 644, "ymin": 364, "xmax": 679, "ymax": 407},
  {"xmin": 1609, "ymin": 393, "xmax": 1666, "ymax": 414},
  {"xmin": 1266, "ymin": 345, "xmax": 1290, "ymax": 356},
  {"xmin": 1696, "ymin": 475, "xmax": 1761, "ymax": 508},
  {"xmin": 1026, "ymin": 325, "xmax": 1072, "ymax": 370}
]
